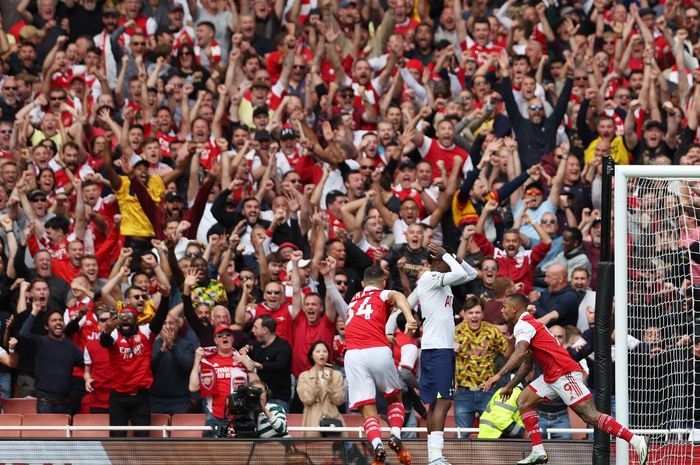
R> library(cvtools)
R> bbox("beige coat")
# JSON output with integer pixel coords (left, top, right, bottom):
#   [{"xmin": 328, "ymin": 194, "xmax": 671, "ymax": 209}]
[{"xmin": 296, "ymin": 366, "xmax": 346, "ymax": 437}]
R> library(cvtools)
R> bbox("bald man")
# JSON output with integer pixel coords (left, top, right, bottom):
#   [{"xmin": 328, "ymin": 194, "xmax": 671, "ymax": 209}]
[{"xmin": 529, "ymin": 263, "xmax": 581, "ymax": 327}]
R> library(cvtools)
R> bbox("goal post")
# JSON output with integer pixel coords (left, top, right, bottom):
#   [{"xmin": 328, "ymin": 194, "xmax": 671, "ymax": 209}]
[{"xmin": 614, "ymin": 165, "xmax": 699, "ymax": 465}]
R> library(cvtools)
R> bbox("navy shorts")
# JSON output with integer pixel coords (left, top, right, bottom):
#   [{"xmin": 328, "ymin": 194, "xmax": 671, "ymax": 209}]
[{"xmin": 419, "ymin": 349, "xmax": 455, "ymax": 404}]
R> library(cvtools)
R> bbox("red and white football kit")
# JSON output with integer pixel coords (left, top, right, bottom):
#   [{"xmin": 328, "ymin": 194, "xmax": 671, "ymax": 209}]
[
  {"xmin": 344, "ymin": 286, "xmax": 402, "ymax": 409},
  {"xmin": 105, "ymin": 325, "xmax": 156, "ymax": 393},
  {"xmin": 199, "ymin": 351, "xmax": 248, "ymax": 418},
  {"xmin": 514, "ymin": 313, "xmax": 590, "ymax": 406}
]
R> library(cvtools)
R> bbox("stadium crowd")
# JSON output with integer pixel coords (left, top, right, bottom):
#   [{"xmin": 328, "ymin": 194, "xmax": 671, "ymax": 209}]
[{"xmin": 0, "ymin": 0, "xmax": 698, "ymax": 445}]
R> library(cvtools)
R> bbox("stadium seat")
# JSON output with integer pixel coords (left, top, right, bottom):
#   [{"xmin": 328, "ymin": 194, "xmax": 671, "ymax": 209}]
[
  {"xmin": 125, "ymin": 413, "xmax": 170, "ymax": 438},
  {"xmin": 71, "ymin": 414, "xmax": 109, "ymax": 438},
  {"xmin": 2, "ymin": 398, "xmax": 37, "ymax": 414},
  {"xmin": 20, "ymin": 414, "xmax": 70, "ymax": 438},
  {"xmin": 286, "ymin": 413, "xmax": 304, "ymax": 438},
  {"xmin": 568, "ymin": 408, "xmax": 588, "ymax": 440},
  {"xmin": 342, "ymin": 414, "xmax": 365, "ymax": 437},
  {"xmin": 0, "ymin": 413, "xmax": 22, "ymax": 437},
  {"xmin": 170, "ymin": 413, "xmax": 206, "ymax": 438}
]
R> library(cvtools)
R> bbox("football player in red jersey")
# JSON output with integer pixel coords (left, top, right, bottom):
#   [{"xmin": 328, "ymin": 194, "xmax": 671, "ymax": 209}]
[
  {"xmin": 483, "ymin": 294, "xmax": 647, "ymax": 465},
  {"xmin": 345, "ymin": 265, "xmax": 418, "ymax": 465}
]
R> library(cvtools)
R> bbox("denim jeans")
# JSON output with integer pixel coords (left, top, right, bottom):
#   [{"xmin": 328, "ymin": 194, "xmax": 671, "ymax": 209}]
[
  {"xmin": 537, "ymin": 409, "xmax": 572, "ymax": 440},
  {"xmin": 36, "ymin": 399, "xmax": 72, "ymax": 414},
  {"xmin": 0, "ymin": 372, "xmax": 11, "ymax": 400},
  {"xmin": 454, "ymin": 387, "xmax": 494, "ymax": 429},
  {"xmin": 204, "ymin": 410, "xmax": 229, "ymax": 437}
]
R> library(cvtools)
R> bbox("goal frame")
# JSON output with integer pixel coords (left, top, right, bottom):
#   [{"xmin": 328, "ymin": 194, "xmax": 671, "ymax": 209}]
[{"xmin": 613, "ymin": 165, "xmax": 700, "ymax": 465}]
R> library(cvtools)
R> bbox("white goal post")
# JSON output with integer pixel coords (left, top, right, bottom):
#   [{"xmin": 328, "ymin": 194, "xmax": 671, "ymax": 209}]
[{"xmin": 614, "ymin": 165, "xmax": 700, "ymax": 465}]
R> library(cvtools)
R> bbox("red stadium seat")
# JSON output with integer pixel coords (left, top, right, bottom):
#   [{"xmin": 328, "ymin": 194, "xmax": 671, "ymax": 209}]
[
  {"xmin": 170, "ymin": 413, "xmax": 206, "ymax": 438},
  {"xmin": 2, "ymin": 398, "xmax": 37, "ymax": 414},
  {"xmin": 20, "ymin": 414, "xmax": 70, "ymax": 438},
  {"xmin": 71, "ymin": 414, "xmax": 109, "ymax": 438},
  {"xmin": 0, "ymin": 413, "xmax": 22, "ymax": 437},
  {"xmin": 286, "ymin": 413, "xmax": 304, "ymax": 438},
  {"xmin": 342, "ymin": 414, "xmax": 365, "ymax": 437},
  {"xmin": 125, "ymin": 413, "xmax": 170, "ymax": 438}
]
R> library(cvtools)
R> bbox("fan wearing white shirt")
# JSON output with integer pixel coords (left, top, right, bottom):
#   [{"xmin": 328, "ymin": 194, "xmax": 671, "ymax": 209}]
[{"xmin": 407, "ymin": 242, "xmax": 478, "ymax": 465}]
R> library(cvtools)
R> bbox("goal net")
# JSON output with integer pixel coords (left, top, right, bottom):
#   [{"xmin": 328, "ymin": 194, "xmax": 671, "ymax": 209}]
[{"xmin": 614, "ymin": 166, "xmax": 699, "ymax": 465}]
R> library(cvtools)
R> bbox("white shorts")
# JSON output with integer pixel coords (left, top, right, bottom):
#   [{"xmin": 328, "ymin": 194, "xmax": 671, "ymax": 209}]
[
  {"xmin": 345, "ymin": 346, "xmax": 402, "ymax": 410},
  {"xmin": 528, "ymin": 371, "xmax": 592, "ymax": 407}
]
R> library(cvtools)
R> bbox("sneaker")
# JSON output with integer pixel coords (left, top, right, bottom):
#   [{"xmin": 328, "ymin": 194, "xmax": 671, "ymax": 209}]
[
  {"xmin": 371, "ymin": 444, "xmax": 386, "ymax": 465},
  {"xmin": 388, "ymin": 435, "xmax": 412, "ymax": 465},
  {"xmin": 516, "ymin": 451, "xmax": 549, "ymax": 465},
  {"xmin": 428, "ymin": 457, "xmax": 453, "ymax": 465},
  {"xmin": 632, "ymin": 436, "xmax": 648, "ymax": 465}
]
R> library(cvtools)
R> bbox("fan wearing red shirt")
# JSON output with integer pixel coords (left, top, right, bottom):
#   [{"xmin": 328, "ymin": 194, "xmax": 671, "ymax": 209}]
[
  {"xmin": 99, "ymin": 286, "xmax": 169, "ymax": 437},
  {"xmin": 462, "ymin": 17, "xmax": 504, "ymax": 68},
  {"xmin": 289, "ymin": 252, "xmax": 336, "ymax": 377},
  {"xmin": 344, "ymin": 265, "xmax": 418, "ymax": 465},
  {"xmin": 250, "ymin": 281, "xmax": 294, "ymax": 344},
  {"xmin": 483, "ymin": 294, "xmax": 648, "ymax": 465},
  {"xmin": 410, "ymin": 111, "xmax": 471, "ymax": 175},
  {"xmin": 190, "ymin": 325, "xmax": 253, "ymax": 437},
  {"xmin": 82, "ymin": 306, "xmax": 114, "ymax": 413}
]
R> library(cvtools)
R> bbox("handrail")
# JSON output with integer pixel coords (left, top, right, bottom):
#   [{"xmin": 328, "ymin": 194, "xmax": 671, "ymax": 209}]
[{"xmin": 0, "ymin": 425, "xmax": 691, "ymax": 439}]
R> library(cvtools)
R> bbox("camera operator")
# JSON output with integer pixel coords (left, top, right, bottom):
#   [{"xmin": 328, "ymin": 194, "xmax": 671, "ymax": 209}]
[
  {"xmin": 250, "ymin": 379, "xmax": 290, "ymax": 439},
  {"xmin": 189, "ymin": 323, "xmax": 258, "ymax": 437}
]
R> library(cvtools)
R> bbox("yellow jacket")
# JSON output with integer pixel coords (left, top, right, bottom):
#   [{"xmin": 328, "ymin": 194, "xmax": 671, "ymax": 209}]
[{"xmin": 477, "ymin": 386, "xmax": 525, "ymax": 439}]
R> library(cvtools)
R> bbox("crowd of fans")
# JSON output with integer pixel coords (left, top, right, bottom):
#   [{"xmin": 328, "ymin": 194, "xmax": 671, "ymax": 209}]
[{"xmin": 0, "ymin": 0, "xmax": 698, "ymax": 439}]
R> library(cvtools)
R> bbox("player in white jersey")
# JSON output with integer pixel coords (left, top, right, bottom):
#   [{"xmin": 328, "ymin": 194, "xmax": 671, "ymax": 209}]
[{"xmin": 408, "ymin": 242, "xmax": 478, "ymax": 465}]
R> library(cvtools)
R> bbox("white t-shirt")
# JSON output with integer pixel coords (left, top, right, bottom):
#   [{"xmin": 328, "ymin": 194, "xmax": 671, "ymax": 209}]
[{"xmin": 408, "ymin": 254, "xmax": 478, "ymax": 350}]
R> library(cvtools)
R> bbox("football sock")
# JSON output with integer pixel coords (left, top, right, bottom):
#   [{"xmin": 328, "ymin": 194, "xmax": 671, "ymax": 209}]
[
  {"xmin": 428, "ymin": 431, "xmax": 444, "ymax": 461},
  {"xmin": 521, "ymin": 409, "xmax": 543, "ymax": 447},
  {"xmin": 364, "ymin": 416, "xmax": 383, "ymax": 449},
  {"xmin": 387, "ymin": 402, "xmax": 405, "ymax": 438},
  {"xmin": 597, "ymin": 414, "xmax": 633, "ymax": 442}
]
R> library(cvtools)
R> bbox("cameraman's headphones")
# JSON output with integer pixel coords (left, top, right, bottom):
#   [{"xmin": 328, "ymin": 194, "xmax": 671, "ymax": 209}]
[{"xmin": 250, "ymin": 380, "xmax": 272, "ymax": 400}]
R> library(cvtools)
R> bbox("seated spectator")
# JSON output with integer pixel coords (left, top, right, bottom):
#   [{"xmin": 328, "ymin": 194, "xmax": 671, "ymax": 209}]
[
  {"xmin": 296, "ymin": 340, "xmax": 346, "ymax": 438},
  {"xmin": 531, "ymin": 264, "xmax": 582, "ymax": 328}
]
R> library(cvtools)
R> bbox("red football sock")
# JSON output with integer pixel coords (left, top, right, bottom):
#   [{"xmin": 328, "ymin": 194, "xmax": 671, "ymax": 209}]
[
  {"xmin": 387, "ymin": 402, "xmax": 405, "ymax": 430},
  {"xmin": 597, "ymin": 414, "xmax": 633, "ymax": 442},
  {"xmin": 521, "ymin": 409, "xmax": 543, "ymax": 447},
  {"xmin": 364, "ymin": 416, "xmax": 383, "ymax": 446}
]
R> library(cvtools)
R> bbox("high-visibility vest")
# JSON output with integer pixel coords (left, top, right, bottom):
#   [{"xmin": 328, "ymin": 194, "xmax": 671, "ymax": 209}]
[{"xmin": 477, "ymin": 387, "xmax": 525, "ymax": 439}]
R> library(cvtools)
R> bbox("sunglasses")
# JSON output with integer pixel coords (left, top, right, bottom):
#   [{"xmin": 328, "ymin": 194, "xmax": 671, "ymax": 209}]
[
  {"xmin": 293, "ymin": 64, "xmax": 306, "ymax": 69},
  {"xmin": 482, "ymin": 265, "xmax": 498, "ymax": 271},
  {"xmin": 50, "ymin": 96, "xmax": 63, "ymax": 101},
  {"xmin": 4, "ymin": 86, "xmax": 16, "ymax": 90},
  {"xmin": 525, "ymin": 189, "xmax": 542, "ymax": 195},
  {"xmin": 185, "ymin": 252, "xmax": 202, "ymax": 258},
  {"xmin": 603, "ymin": 40, "xmax": 615, "ymax": 45},
  {"xmin": 574, "ymin": 77, "xmax": 588, "ymax": 81},
  {"xmin": 541, "ymin": 219, "xmax": 557, "ymax": 225},
  {"xmin": 31, "ymin": 197, "xmax": 47, "ymax": 203},
  {"xmin": 616, "ymin": 94, "xmax": 631, "ymax": 100},
  {"xmin": 131, "ymin": 294, "xmax": 147, "ymax": 301},
  {"xmin": 0, "ymin": 129, "xmax": 11, "ymax": 134},
  {"xmin": 360, "ymin": 165, "xmax": 375, "ymax": 171},
  {"xmin": 266, "ymin": 290, "xmax": 281, "ymax": 295},
  {"xmin": 528, "ymin": 105, "xmax": 544, "ymax": 111},
  {"xmin": 335, "ymin": 280, "xmax": 348, "ymax": 285}
]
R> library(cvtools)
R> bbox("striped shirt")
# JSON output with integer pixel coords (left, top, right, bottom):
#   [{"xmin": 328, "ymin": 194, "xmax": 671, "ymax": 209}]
[{"xmin": 256, "ymin": 403, "xmax": 290, "ymax": 438}]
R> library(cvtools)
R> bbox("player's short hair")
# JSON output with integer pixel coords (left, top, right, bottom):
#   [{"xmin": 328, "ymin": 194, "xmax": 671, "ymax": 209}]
[
  {"xmin": 363, "ymin": 265, "xmax": 385, "ymax": 282},
  {"xmin": 506, "ymin": 293, "xmax": 528, "ymax": 311},
  {"xmin": 396, "ymin": 311, "xmax": 418, "ymax": 333}
]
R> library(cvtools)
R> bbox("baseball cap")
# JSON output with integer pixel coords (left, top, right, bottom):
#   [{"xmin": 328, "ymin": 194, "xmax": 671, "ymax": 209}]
[
  {"xmin": 644, "ymin": 120, "xmax": 664, "ymax": 132},
  {"xmin": 170, "ymin": 2, "xmax": 184, "ymax": 12},
  {"xmin": 165, "ymin": 192, "xmax": 184, "ymax": 203},
  {"xmin": 280, "ymin": 127, "xmax": 297, "ymax": 140},
  {"xmin": 252, "ymin": 105, "xmax": 269, "ymax": 118},
  {"xmin": 406, "ymin": 59, "xmax": 423, "ymax": 74},
  {"xmin": 251, "ymin": 80, "xmax": 270, "ymax": 90},
  {"xmin": 28, "ymin": 189, "xmax": 47, "ymax": 201},
  {"xmin": 102, "ymin": 4, "xmax": 120, "ymax": 15},
  {"xmin": 398, "ymin": 160, "xmax": 416, "ymax": 170},
  {"xmin": 277, "ymin": 242, "xmax": 300, "ymax": 251},
  {"xmin": 286, "ymin": 258, "xmax": 311, "ymax": 273},
  {"xmin": 214, "ymin": 324, "xmax": 234, "ymax": 335},
  {"xmin": 254, "ymin": 129, "xmax": 271, "ymax": 141},
  {"xmin": 339, "ymin": 0, "xmax": 356, "ymax": 8}
]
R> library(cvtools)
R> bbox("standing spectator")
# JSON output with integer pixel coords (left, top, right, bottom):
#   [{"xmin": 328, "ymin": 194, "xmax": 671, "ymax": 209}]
[
  {"xmin": 249, "ymin": 315, "xmax": 292, "ymax": 412},
  {"xmin": 571, "ymin": 267, "xmax": 596, "ymax": 334},
  {"xmin": 19, "ymin": 304, "xmax": 83, "ymax": 413},
  {"xmin": 454, "ymin": 296, "xmax": 511, "ymax": 429},
  {"xmin": 543, "ymin": 227, "xmax": 592, "ymax": 280},
  {"xmin": 99, "ymin": 285, "xmax": 169, "ymax": 437},
  {"xmin": 296, "ymin": 340, "xmax": 346, "ymax": 438},
  {"xmin": 150, "ymin": 313, "xmax": 196, "ymax": 415},
  {"xmin": 83, "ymin": 305, "xmax": 114, "ymax": 413},
  {"xmin": 530, "ymin": 263, "xmax": 581, "ymax": 328}
]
